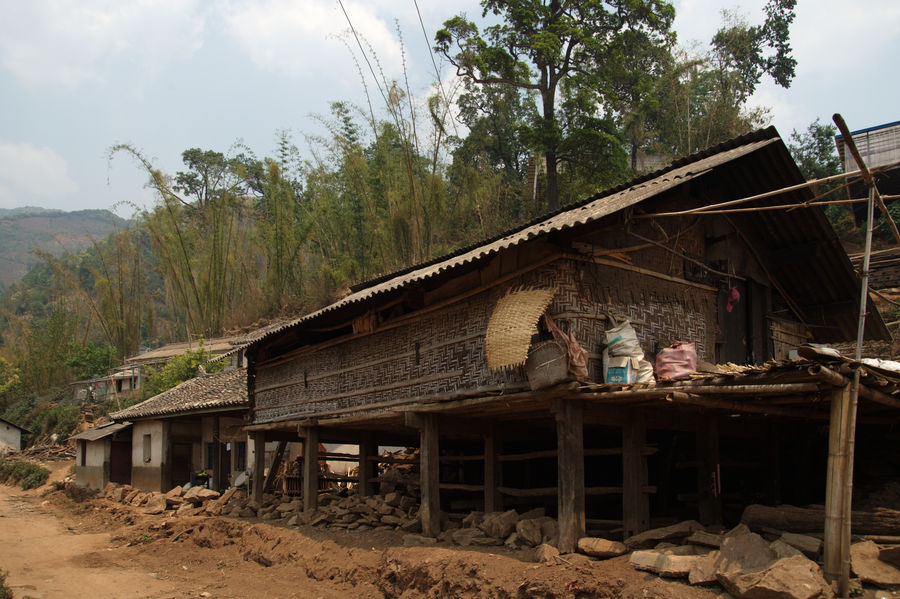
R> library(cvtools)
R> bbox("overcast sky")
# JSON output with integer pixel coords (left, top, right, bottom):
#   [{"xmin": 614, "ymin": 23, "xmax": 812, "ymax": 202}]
[{"xmin": 1, "ymin": 0, "xmax": 898, "ymax": 217}]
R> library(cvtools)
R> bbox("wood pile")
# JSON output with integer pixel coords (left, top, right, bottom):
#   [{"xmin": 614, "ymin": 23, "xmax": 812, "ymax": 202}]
[{"xmin": 21, "ymin": 443, "xmax": 75, "ymax": 460}]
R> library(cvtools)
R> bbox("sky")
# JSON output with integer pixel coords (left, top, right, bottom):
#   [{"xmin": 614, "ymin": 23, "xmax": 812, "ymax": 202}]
[{"xmin": 1, "ymin": 0, "xmax": 899, "ymax": 218}]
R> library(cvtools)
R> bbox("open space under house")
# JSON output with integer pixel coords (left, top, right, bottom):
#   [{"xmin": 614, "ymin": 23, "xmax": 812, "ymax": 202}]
[{"xmin": 240, "ymin": 126, "xmax": 900, "ymax": 585}]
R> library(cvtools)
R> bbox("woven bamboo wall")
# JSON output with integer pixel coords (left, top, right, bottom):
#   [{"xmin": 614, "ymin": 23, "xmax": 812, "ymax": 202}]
[{"xmin": 253, "ymin": 258, "xmax": 716, "ymax": 423}]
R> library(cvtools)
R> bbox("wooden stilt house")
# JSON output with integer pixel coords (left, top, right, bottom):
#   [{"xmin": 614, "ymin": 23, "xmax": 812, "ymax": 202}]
[{"xmin": 244, "ymin": 128, "xmax": 896, "ymax": 560}]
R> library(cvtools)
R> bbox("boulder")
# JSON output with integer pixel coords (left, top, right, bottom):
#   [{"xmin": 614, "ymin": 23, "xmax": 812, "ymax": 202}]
[
  {"xmin": 462, "ymin": 511, "xmax": 485, "ymax": 529},
  {"xmin": 718, "ymin": 531, "xmax": 778, "ymax": 574},
  {"xmin": 287, "ymin": 515, "xmax": 299, "ymax": 526},
  {"xmin": 399, "ymin": 517, "xmax": 422, "ymax": 534},
  {"xmin": 718, "ymin": 555, "xmax": 830, "ymax": 599},
  {"xmin": 384, "ymin": 492, "xmax": 401, "ymax": 507},
  {"xmin": 504, "ymin": 532, "xmax": 521, "ymax": 549},
  {"xmin": 107, "ymin": 487, "xmax": 127, "ymax": 503},
  {"xmin": 165, "ymin": 486, "xmax": 184, "ymax": 498},
  {"xmin": 238, "ymin": 507, "xmax": 256, "ymax": 518},
  {"xmin": 630, "ymin": 550, "xmax": 701, "ymax": 578},
  {"xmin": 851, "ymin": 540, "xmax": 900, "ymax": 587},
  {"xmin": 143, "ymin": 494, "xmax": 168, "ymax": 515},
  {"xmin": 516, "ymin": 518, "xmax": 548, "ymax": 547},
  {"xmin": 535, "ymin": 544, "xmax": 559, "ymax": 564},
  {"xmin": 689, "ymin": 551, "xmax": 721, "ymax": 586},
  {"xmin": 451, "ymin": 528, "xmax": 501, "ymax": 547},
  {"xmin": 480, "ymin": 510, "xmax": 520, "ymax": 540},
  {"xmin": 577, "ymin": 537, "xmax": 628, "ymax": 559},
  {"xmin": 276, "ymin": 501, "xmax": 299, "ymax": 514},
  {"xmin": 624, "ymin": 520, "xmax": 704, "ymax": 550},
  {"xmin": 519, "ymin": 507, "xmax": 546, "ymax": 520}
]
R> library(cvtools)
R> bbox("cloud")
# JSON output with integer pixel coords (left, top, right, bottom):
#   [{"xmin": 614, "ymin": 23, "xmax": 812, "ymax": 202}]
[
  {"xmin": 222, "ymin": 0, "xmax": 403, "ymax": 81},
  {"xmin": 0, "ymin": 0, "xmax": 206, "ymax": 88},
  {"xmin": 0, "ymin": 142, "xmax": 78, "ymax": 207}
]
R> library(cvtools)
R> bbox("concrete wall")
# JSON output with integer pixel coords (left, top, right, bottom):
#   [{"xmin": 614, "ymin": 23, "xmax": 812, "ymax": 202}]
[
  {"xmin": 75, "ymin": 439, "xmax": 111, "ymax": 489},
  {"xmin": 0, "ymin": 422, "xmax": 22, "ymax": 453},
  {"xmin": 130, "ymin": 420, "xmax": 169, "ymax": 492}
]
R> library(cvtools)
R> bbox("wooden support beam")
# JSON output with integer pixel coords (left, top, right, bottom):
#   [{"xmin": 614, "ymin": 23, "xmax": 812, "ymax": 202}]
[
  {"xmin": 484, "ymin": 424, "xmax": 502, "ymax": 513},
  {"xmin": 696, "ymin": 414, "xmax": 723, "ymax": 527},
  {"xmin": 358, "ymin": 436, "xmax": 377, "ymax": 497},
  {"xmin": 251, "ymin": 431, "xmax": 266, "ymax": 506},
  {"xmin": 555, "ymin": 399, "xmax": 585, "ymax": 554},
  {"xmin": 263, "ymin": 440, "xmax": 287, "ymax": 493},
  {"xmin": 301, "ymin": 425, "xmax": 319, "ymax": 513},
  {"xmin": 213, "ymin": 415, "xmax": 223, "ymax": 491},
  {"xmin": 419, "ymin": 414, "xmax": 440, "ymax": 537},
  {"xmin": 824, "ymin": 384, "xmax": 850, "ymax": 582},
  {"xmin": 622, "ymin": 409, "xmax": 650, "ymax": 538}
]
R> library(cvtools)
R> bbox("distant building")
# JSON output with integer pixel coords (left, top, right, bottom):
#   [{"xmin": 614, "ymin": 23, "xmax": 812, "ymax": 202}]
[{"xmin": 0, "ymin": 418, "xmax": 29, "ymax": 453}]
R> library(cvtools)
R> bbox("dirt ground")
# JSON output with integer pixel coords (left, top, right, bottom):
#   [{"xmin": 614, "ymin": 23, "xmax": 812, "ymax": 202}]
[{"xmin": 0, "ymin": 460, "xmax": 725, "ymax": 599}]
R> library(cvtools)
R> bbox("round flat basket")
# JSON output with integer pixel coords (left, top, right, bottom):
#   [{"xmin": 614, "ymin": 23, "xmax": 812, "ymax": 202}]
[{"xmin": 525, "ymin": 340, "xmax": 569, "ymax": 391}]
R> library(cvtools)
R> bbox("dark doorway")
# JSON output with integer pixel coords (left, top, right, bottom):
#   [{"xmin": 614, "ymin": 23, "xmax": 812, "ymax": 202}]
[
  {"xmin": 110, "ymin": 440, "xmax": 132, "ymax": 485},
  {"xmin": 171, "ymin": 442, "xmax": 193, "ymax": 487}
]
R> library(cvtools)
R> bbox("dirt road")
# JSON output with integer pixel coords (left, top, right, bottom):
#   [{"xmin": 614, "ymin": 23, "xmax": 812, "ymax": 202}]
[{"xmin": 0, "ymin": 461, "xmax": 714, "ymax": 599}]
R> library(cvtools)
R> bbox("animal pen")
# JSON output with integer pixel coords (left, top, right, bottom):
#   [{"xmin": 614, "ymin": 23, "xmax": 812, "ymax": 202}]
[{"xmin": 243, "ymin": 129, "xmax": 897, "ymax": 586}]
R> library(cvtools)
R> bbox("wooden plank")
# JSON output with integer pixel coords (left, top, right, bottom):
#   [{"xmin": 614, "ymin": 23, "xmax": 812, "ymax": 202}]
[
  {"xmin": 302, "ymin": 426, "xmax": 319, "ymax": 513},
  {"xmin": 263, "ymin": 440, "xmax": 287, "ymax": 493},
  {"xmin": 484, "ymin": 424, "xmax": 501, "ymax": 513},
  {"xmin": 556, "ymin": 399, "xmax": 585, "ymax": 554},
  {"xmin": 622, "ymin": 409, "xmax": 650, "ymax": 538},
  {"xmin": 251, "ymin": 431, "xmax": 266, "ymax": 506},
  {"xmin": 420, "ymin": 414, "xmax": 440, "ymax": 537},
  {"xmin": 440, "ymin": 483, "xmax": 484, "ymax": 492}
]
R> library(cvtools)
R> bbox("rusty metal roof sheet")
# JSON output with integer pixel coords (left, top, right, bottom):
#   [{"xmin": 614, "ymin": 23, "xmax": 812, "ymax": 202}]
[{"xmin": 70, "ymin": 421, "xmax": 131, "ymax": 442}]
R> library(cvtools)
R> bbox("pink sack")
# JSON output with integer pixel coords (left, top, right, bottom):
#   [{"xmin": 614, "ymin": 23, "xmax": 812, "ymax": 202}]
[{"xmin": 655, "ymin": 341, "xmax": 697, "ymax": 380}]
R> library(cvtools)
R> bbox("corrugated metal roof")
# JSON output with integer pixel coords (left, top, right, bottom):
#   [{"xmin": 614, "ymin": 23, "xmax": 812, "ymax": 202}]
[
  {"xmin": 125, "ymin": 337, "xmax": 241, "ymax": 365},
  {"xmin": 70, "ymin": 421, "xmax": 131, "ymax": 442},
  {"xmin": 110, "ymin": 368, "xmax": 247, "ymax": 421},
  {"xmin": 248, "ymin": 133, "xmax": 781, "ymax": 348}
]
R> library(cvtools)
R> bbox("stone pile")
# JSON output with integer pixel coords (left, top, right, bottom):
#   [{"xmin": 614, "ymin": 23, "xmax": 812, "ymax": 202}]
[
  {"xmin": 102, "ymin": 481, "xmax": 241, "ymax": 516},
  {"xmin": 431, "ymin": 508, "xmax": 560, "ymax": 549},
  {"xmin": 622, "ymin": 522, "xmax": 833, "ymax": 599}
]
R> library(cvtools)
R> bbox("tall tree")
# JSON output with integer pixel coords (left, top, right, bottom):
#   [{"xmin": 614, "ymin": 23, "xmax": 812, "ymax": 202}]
[{"xmin": 436, "ymin": 0, "xmax": 675, "ymax": 211}]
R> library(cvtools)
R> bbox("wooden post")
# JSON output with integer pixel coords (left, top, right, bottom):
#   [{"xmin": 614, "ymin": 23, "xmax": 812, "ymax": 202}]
[
  {"xmin": 623, "ymin": 408, "xmax": 650, "ymax": 538},
  {"xmin": 358, "ymin": 435, "xmax": 377, "ymax": 497},
  {"xmin": 555, "ymin": 399, "xmax": 585, "ymax": 553},
  {"xmin": 824, "ymin": 384, "xmax": 850, "ymax": 582},
  {"xmin": 251, "ymin": 431, "xmax": 266, "ymax": 506},
  {"xmin": 420, "ymin": 413, "xmax": 441, "ymax": 537},
  {"xmin": 696, "ymin": 414, "xmax": 723, "ymax": 527},
  {"xmin": 213, "ymin": 415, "xmax": 223, "ymax": 491},
  {"xmin": 484, "ymin": 423, "xmax": 502, "ymax": 513},
  {"xmin": 301, "ymin": 425, "xmax": 319, "ymax": 513}
]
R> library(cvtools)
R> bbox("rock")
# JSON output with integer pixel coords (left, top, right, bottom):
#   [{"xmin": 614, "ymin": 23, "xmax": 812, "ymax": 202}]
[
  {"xmin": 577, "ymin": 537, "xmax": 628, "ymax": 559},
  {"xmin": 402, "ymin": 534, "xmax": 436, "ymax": 547},
  {"xmin": 143, "ymin": 494, "xmax": 168, "ymax": 515},
  {"xmin": 780, "ymin": 533, "xmax": 822, "ymax": 558},
  {"xmin": 630, "ymin": 550, "xmax": 701, "ymax": 578},
  {"xmin": 718, "ymin": 555, "xmax": 830, "ymax": 599},
  {"xmin": 381, "ymin": 515, "xmax": 403, "ymax": 526},
  {"xmin": 516, "ymin": 518, "xmax": 547, "ymax": 547},
  {"xmin": 219, "ymin": 487, "xmax": 238, "ymax": 504},
  {"xmin": 176, "ymin": 503, "xmax": 200, "ymax": 517},
  {"xmin": 123, "ymin": 489, "xmax": 141, "ymax": 504},
  {"xmin": 261, "ymin": 511, "xmax": 279, "ymax": 520},
  {"xmin": 480, "ymin": 510, "xmax": 520, "ymax": 539},
  {"xmin": 689, "ymin": 551, "xmax": 721, "ymax": 586},
  {"xmin": 165, "ymin": 486, "xmax": 184, "ymax": 498},
  {"xmin": 310, "ymin": 512, "xmax": 330, "ymax": 526},
  {"xmin": 102, "ymin": 482, "xmax": 117, "ymax": 497},
  {"xmin": 399, "ymin": 496, "xmax": 417, "ymax": 510},
  {"xmin": 504, "ymin": 532, "xmax": 521, "ymax": 549},
  {"xmin": 851, "ymin": 540, "xmax": 900, "ymax": 587},
  {"xmin": 540, "ymin": 519, "xmax": 559, "ymax": 546},
  {"xmin": 770, "ymin": 540, "xmax": 804, "ymax": 559},
  {"xmin": 276, "ymin": 501, "xmax": 298, "ymax": 514},
  {"xmin": 399, "ymin": 517, "xmax": 421, "ymax": 534},
  {"xmin": 238, "ymin": 507, "xmax": 256, "ymax": 518},
  {"xmin": 107, "ymin": 487, "xmax": 127, "ymax": 502},
  {"xmin": 205, "ymin": 501, "xmax": 225, "ymax": 516},
  {"xmin": 725, "ymin": 523, "xmax": 752, "ymax": 538},
  {"xmin": 183, "ymin": 487, "xmax": 220, "ymax": 505},
  {"xmin": 165, "ymin": 495, "xmax": 184, "ymax": 508},
  {"xmin": 287, "ymin": 515, "xmax": 299, "ymax": 526},
  {"xmin": 718, "ymin": 531, "xmax": 778, "ymax": 574},
  {"xmin": 132, "ymin": 492, "xmax": 150, "ymax": 506},
  {"xmin": 535, "ymin": 544, "xmax": 559, "ymax": 563},
  {"xmin": 451, "ymin": 528, "xmax": 500, "ymax": 547},
  {"xmin": 377, "ymin": 503, "xmax": 394, "ymax": 515},
  {"xmin": 462, "ymin": 511, "xmax": 485, "ymax": 529},
  {"xmin": 384, "ymin": 492, "xmax": 401, "ymax": 507},
  {"xmin": 686, "ymin": 531, "xmax": 724, "ymax": 548},
  {"xmin": 624, "ymin": 520, "xmax": 704, "ymax": 550}
]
